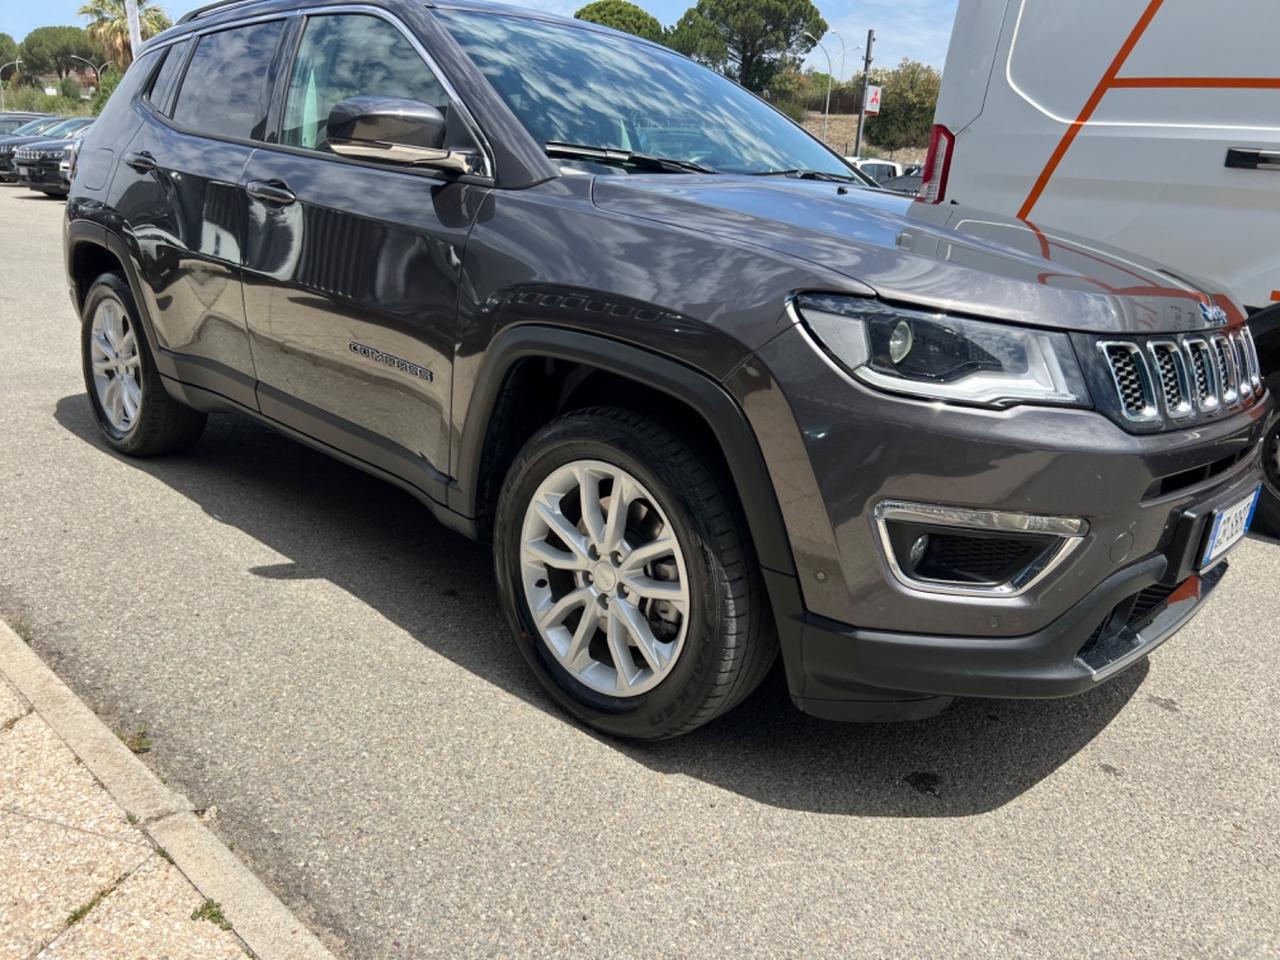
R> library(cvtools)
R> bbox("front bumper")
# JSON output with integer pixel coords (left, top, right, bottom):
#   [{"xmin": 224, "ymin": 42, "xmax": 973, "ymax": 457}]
[
  {"xmin": 729, "ymin": 324, "xmax": 1270, "ymax": 719},
  {"xmin": 17, "ymin": 160, "xmax": 67, "ymax": 193}
]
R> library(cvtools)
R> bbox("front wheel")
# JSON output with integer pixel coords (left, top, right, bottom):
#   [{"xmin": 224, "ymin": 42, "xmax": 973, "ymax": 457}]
[
  {"xmin": 1255, "ymin": 411, "xmax": 1280, "ymax": 537},
  {"xmin": 493, "ymin": 407, "xmax": 776, "ymax": 740}
]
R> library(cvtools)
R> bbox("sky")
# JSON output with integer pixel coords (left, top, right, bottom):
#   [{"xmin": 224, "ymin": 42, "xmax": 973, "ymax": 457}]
[{"xmin": 1, "ymin": 0, "xmax": 959, "ymax": 75}]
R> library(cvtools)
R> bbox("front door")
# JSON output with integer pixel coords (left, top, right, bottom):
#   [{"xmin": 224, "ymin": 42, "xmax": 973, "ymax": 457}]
[{"xmin": 240, "ymin": 11, "xmax": 488, "ymax": 481}]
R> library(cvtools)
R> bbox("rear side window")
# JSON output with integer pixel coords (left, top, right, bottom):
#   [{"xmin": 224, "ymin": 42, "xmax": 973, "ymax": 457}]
[
  {"xmin": 145, "ymin": 39, "xmax": 190, "ymax": 114},
  {"xmin": 280, "ymin": 14, "xmax": 448, "ymax": 152},
  {"xmin": 173, "ymin": 20, "xmax": 285, "ymax": 141}
]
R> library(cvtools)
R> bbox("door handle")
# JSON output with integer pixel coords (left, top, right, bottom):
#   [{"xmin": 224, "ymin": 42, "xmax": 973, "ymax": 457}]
[
  {"xmin": 1225, "ymin": 148, "xmax": 1280, "ymax": 171},
  {"xmin": 123, "ymin": 151, "xmax": 156, "ymax": 173},
  {"xmin": 246, "ymin": 179, "xmax": 296, "ymax": 205}
]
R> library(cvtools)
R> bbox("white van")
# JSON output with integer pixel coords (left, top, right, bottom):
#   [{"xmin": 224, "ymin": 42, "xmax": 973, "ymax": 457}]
[{"xmin": 923, "ymin": 0, "xmax": 1280, "ymax": 312}]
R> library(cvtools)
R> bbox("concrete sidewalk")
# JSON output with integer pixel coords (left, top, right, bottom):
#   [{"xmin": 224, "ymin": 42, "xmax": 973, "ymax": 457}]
[
  {"xmin": 0, "ymin": 621, "xmax": 337, "ymax": 960},
  {"xmin": 0, "ymin": 674, "xmax": 246, "ymax": 959}
]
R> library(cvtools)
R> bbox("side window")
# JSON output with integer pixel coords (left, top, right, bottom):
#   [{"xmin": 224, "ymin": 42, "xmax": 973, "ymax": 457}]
[
  {"xmin": 281, "ymin": 14, "xmax": 448, "ymax": 152},
  {"xmin": 172, "ymin": 20, "xmax": 285, "ymax": 141},
  {"xmin": 145, "ymin": 39, "xmax": 190, "ymax": 114}
]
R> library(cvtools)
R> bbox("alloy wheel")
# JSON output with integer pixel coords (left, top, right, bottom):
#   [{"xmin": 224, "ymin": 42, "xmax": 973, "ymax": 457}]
[
  {"xmin": 519, "ymin": 459, "xmax": 690, "ymax": 697},
  {"xmin": 89, "ymin": 296, "xmax": 142, "ymax": 434}
]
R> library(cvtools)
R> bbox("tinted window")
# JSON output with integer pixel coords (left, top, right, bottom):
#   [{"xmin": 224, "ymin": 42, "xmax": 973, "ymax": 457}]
[
  {"xmin": 0, "ymin": 119, "xmax": 29, "ymax": 134},
  {"xmin": 281, "ymin": 14, "xmax": 447, "ymax": 152},
  {"xmin": 173, "ymin": 20, "xmax": 284, "ymax": 140},
  {"xmin": 438, "ymin": 10, "xmax": 847, "ymax": 176},
  {"xmin": 146, "ymin": 39, "xmax": 190, "ymax": 113}
]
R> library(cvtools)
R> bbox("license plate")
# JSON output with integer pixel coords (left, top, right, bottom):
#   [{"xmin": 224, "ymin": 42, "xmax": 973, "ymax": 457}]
[{"xmin": 1201, "ymin": 486, "xmax": 1261, "ymax": 568}]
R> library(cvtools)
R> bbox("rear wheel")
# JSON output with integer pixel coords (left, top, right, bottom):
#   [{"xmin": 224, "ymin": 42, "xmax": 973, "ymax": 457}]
[
  {"xmin": 81, "ymin": 272, "xmax": 207, "ymax": 456},
  {"xmin": 493, "ymin": 406, "xmax": 776, "ymax": 739}
]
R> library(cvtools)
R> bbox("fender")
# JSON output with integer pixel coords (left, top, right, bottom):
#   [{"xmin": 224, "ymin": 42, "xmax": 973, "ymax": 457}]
[
  {"xmin": 451, "ymin": 323, "xmax": 798, "ymax": 579},
  {"xmin": 64, "ymin": 217, "xmax": 259, "ymax": 411}
]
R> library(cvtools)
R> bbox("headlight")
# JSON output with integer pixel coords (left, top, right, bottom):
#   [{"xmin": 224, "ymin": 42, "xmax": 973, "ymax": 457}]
[{"xmin": 797, "ymin": 295, "xmax": 1090, "ymax": 409}]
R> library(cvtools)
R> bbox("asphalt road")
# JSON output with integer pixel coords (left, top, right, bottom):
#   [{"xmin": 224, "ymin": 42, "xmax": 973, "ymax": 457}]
[{"xmin": 2, "ymin": 185, "xmax": 1278, "ymax": 959}]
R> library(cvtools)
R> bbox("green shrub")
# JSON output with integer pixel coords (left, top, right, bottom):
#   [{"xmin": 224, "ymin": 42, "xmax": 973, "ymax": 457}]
[
  {"xmin": 92, "ymin": 71, "xmax": 121, "ymax": 115},
  {"xmin": 0, "ymin": 85, "xmax": 89, "ymax": 116},
  {"xmin": 59, "ymin": 76, "xmax": 82, "ymax": 100}
]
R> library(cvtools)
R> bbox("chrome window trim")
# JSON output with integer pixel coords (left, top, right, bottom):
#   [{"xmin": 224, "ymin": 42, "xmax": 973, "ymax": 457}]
[
  {"xmin": 871, "ymin": 499, "xmax": 1088, "ymax": 600},
  {"xmin": 284, "ymin": 4, "xmax": 495, "ymax": 179},
  {"xmin": 151, "ymin": 5, "xmax": 495, "ymax": 181}
]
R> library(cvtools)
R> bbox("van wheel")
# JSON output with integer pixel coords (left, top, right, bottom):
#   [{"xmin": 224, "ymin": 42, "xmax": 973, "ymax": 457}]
[
  {"xmin": 493, "ymin": 407, "xmax": 776, "ymax": 739},
  {"xmin": 81, "ymin": 272, "xmax": 207, "ymax": 456}
]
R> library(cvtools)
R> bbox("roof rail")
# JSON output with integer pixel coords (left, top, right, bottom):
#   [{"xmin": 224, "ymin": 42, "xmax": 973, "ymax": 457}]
[{"xmin": 177, "ymin": 0, "xmax": 263, "ymax": 23}]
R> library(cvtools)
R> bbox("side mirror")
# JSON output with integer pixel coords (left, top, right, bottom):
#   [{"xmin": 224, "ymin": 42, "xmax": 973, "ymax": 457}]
[{"xmin": 326, "ymin": 96, "xmax": 473, "ymax": 173}]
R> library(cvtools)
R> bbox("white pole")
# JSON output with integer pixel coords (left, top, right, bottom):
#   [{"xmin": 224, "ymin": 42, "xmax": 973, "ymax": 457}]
[
  {"xmin": 803, "ymin": 33, "xmax": 832, "ymax": 142},
  {"xmin": 125, "ymin": 0, "xmax": 143, "ymax": 59},
  {"xmin": 0, "ymin": 60, "xmax": 20, "ymax": 111}
]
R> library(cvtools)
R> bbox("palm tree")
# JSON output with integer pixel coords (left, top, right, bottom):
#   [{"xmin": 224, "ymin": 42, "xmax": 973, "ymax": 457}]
[{"xmin": 78, "ymin": 0, "xmax": 172, "ymax": 67}]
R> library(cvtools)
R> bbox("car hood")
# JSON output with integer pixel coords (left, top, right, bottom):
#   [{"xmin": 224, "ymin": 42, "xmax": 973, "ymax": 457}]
[
  {"xmin": 21, "ymin": 136, "xmax": 80, "ymax": 151},
  {"xmin": 590, "ymin": 176, "xmax": 1238, "ymax": 334},
  {"xmin": 0, "ymin": 133, "xmax": 67, "ymax": 150}
]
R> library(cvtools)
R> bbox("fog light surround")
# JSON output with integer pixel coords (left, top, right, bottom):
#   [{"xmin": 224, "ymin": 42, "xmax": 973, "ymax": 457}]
[{"xmin": 873, "ymin": 500, "xmax": 1088, "ymax": 598}]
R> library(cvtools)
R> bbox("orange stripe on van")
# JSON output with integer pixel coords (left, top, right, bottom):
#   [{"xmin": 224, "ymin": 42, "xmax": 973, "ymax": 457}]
[
  {"xmin": 1016, "ymin": 0, "xmax": 1167, "ymax": 221},
  {"xmin": 1271, "ymin": 290, "xmax": 1280, "ymax": 302},
  {"xmin": 1110, "ymin": 76, "xmax": 1280, "ymax": 89}
]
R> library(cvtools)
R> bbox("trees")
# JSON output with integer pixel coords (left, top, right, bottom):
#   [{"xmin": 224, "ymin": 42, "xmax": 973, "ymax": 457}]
[
  {"xmin": 574, "ymin": 0, "xmax": 665, "ymax": 43},
  {"xmin": 78, "ymin": 0, "xmax": 172, "ymax": 68},
  {"xmin": 0, "ymin": 33, "xmax": 18, "ymax": 69},
  {"xmin": 19, "ymin": 27, "xmax": 96, "ymax": 80},
  {"xmin": 866, "ymin": 58, "xmax": 942, "ymax": 151},
  {"xmin": 668, "ymin": 0, "xmax": 826, "ymax": 92}
]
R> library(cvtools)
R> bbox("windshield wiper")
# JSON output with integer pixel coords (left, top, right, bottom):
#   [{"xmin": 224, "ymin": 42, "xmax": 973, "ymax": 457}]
[
  {"xmin": 544, "ymin": 141, "xmax": 718, "ymax": 174},
  {"xmin": 752, "ymin": 168, "xmax": 864, "ymax": 183}
]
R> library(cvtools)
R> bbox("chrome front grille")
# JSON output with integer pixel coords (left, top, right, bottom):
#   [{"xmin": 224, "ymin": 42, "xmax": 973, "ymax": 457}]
[
  {"xmin": 1098, "ymin": 326, "xmax": 1262, "ymax": 427},
  {"xmin": 1101, "ymin": 342, "xmax": 1156, "ymax": 421}
]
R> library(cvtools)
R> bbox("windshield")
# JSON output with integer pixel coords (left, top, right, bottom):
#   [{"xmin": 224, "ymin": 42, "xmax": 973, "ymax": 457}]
[
  {"xmin": 39, "ymin": 118, "xmax": 89, "ymax": 138},
  {"xmin": 10, "ymin": 117, "xmax": 60, "ymax": 136},
  {"xmin": 436, "ymin": 9, "xmax": 852, "ymax": 177}
]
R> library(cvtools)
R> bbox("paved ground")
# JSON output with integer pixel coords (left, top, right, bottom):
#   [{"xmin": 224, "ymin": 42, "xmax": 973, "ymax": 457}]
[
  {"xmin": 0, "ymin": 672, "xmax": 247, "ymax": 960},
  {"xmin": 1, "ymin": 184, "xmax": 1278, "ymax": 959}
]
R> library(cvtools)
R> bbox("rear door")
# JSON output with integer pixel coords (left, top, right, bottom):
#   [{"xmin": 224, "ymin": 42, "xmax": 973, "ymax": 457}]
[
  {"xmin": 240, "ymin": 10, "xmax": 489, "ymax": 480},
  {"xmin": 108, "ymin": 18, "xmax": 290, "ymax": 407}
]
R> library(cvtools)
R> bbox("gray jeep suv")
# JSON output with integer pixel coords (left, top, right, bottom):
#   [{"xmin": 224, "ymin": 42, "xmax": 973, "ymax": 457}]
[{"xmin": 63, "ymin": 0, "xmax": 1270, "ymax": 738}]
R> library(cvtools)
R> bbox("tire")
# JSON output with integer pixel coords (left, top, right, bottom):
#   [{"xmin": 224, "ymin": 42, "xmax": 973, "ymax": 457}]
[
  {"xmin": 493, "ymin": 406, "xmax": 776, "ymax": 740},
  {"xmin": 1255, "ymin": 404, "xmax": 1280, "ymax": 538},
  {"xmin": 81, "ymin": 271, "xmax": 207, "ymax": 456}
]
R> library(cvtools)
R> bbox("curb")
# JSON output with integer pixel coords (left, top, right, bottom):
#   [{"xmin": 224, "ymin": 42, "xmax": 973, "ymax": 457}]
[{"xmin": 0, "ymin": 621, "xmax": 337, "ymax": 960}]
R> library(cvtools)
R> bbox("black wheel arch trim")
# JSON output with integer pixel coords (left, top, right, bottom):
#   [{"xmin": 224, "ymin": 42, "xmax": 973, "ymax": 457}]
[{"xmin": 452, "ymin": 323, "xmax": 799, "ymax": 580}]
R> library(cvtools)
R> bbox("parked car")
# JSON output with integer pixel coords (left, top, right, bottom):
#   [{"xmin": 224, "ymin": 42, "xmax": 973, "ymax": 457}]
[
  {"xmin": 0, "ymin": 112, "xmax": 52, "ymax": 135},
  {"xmin": 925, "ymin": 0, "xmax": 1278, "ymax": 313},
  {"xmin": 846, "ymin": 157, "xmax": 903, "ymax": 183},
  {"xmin": 66, "ymin": 0, "xmax": 1269, "ymax": 738},
  {"xmin": 879, "ymin": 172, "xmax": 923, "ymax": 196},
  {"xmin": 0, "ymin": 117, "xmax": 92, "ymax": 181},
  {"xmin": 15, "ymin": 125, "xmax": 91, "ymax": 196}
]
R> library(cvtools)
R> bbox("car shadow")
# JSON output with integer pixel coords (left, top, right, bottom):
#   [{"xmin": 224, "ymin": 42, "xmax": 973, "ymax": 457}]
[{"xmin": 53, "ymin": 395, "xmax": 1145, "ymax": 817}]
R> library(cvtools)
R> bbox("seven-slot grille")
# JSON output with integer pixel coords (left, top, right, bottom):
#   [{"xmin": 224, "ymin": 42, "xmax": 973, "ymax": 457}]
[{"xmin": 1098, "ymin": 327, "xmax": 1262, "ymax": 426}]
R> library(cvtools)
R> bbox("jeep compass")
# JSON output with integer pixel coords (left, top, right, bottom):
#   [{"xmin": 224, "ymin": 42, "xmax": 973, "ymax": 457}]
[{"xmin": 63, "ymin": 0, "xmax": 1270, "ymax": 738}]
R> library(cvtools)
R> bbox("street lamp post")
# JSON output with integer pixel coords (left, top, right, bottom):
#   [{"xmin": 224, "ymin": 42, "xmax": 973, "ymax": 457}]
[
  {"xmin": 0, "ymin": 59, "xmax": 21, "ymax": 111},
  {"xmin": 827, "ymin": 29, "xmax": 847, "ymax": 101},
  {"xmin": 803, "ymin": 32, "xmax": 832, "ymax": 143},
  {"xmin": 68, "ymin": 55, "xmax": 111, "ymax": 88}
]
